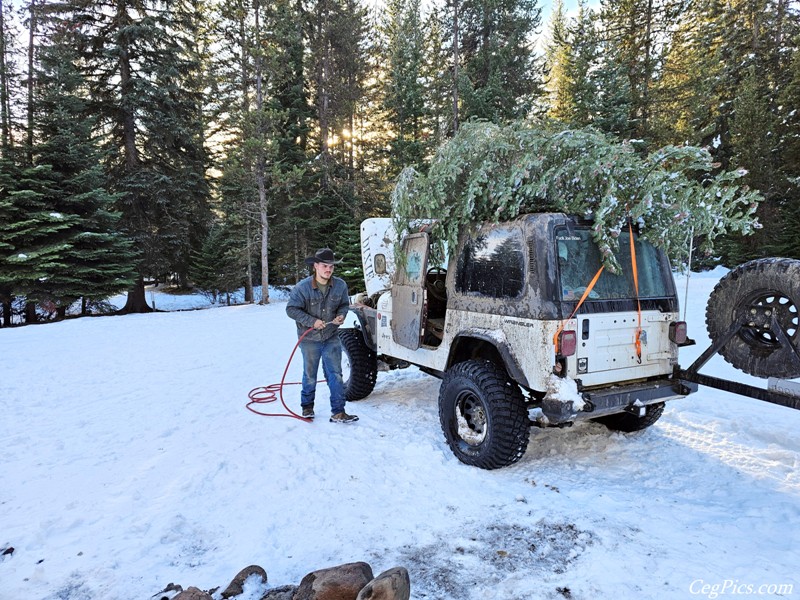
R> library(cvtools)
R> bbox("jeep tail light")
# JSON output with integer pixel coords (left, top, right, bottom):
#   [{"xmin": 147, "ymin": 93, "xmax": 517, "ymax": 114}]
[
  {"xmin": 669, "ymin": 321, "xmax": 687, "ymax": 344},
  {"xmin": 558, "ymin": 330, "xmax": 577, "ymax": 357}
]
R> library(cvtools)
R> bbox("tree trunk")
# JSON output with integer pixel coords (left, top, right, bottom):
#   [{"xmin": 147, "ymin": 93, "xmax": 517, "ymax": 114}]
[
  {"xmin": 244, "ymin": 221, "xmax": 254, "ymax": 302},
  {"xmin": 294, "ymin": 223, "xmax": 300, "ymax": 283},
  {"xmin": 0, "ymin": 0, "xmax": 12, "ymax": 150},
  {"xmin": 451, "ymin": 0, "xmax": 459, "ymax": 134},
  {"xmin": 317, "ymin": 0, "xmax": 331, "ymax": 173},
  {"xmin": 26, "ymin": 0, "xmax": 35, "ymax": 165},
  {"xmin": 259, "ymin": 182, "xmax": 269, "ymax": 304},
  {"xmin": 640, "ymin": 0, "xmax": 653, "ymax": 136},
  {"xmin": 1, "ymin": 298, "xmax": 11, "ymax": 326},
  {"xmin": 239, "ymin": 7, "xmax": 254, "ymax": 305},
  {"xmin": 117, "ymin": 0, "xmax": 142, "ymax": 310},
  {"xmin": 254, "ymin": 0, "xmax": 270, "ymax": 304},
  {"xmin": 24, "ymin": 301, "xmax": 37, "ymax": 324},
  {"xmin": 121, "ymin": 276, "xmax": 152, "ymax": 313}
]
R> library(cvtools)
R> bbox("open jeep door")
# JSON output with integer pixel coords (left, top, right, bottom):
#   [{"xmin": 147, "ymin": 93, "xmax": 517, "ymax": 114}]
[{"xmin": 391, "ymin": 232, "xmax": 430, "ymax": 350}]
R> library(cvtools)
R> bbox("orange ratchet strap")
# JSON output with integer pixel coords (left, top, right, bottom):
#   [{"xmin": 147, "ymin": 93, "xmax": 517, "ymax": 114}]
[
  {"xmin": 553, "ymin": 265, "xmax": 605, "ymax": 354},
  {"xmin": 629, "ymin": 221, "xmax": 643, "ymax": 363}
]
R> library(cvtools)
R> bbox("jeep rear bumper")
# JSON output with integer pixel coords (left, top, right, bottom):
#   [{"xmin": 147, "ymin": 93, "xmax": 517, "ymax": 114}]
[
  {"xmin": 580, "ymin": 378, "xmax": 697, "ymax": 418},
  {"xmin": 540, "ymin": 378, "xmax": 698, "ymax": 424}
]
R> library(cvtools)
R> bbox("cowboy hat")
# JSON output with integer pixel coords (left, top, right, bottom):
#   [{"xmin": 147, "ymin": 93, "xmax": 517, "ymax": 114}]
[{"xmin": 304, "ymin": 247, "xmax": 343, "ymax": 265}]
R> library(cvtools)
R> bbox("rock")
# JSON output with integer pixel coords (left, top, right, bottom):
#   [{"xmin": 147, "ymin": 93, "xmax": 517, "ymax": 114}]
[
  {"xmin": 262, "ymin": 584, "xmax": 299, "ymax": 599},
  {"xmin": 294, "ymin": 562, "xmax": 374, "ymax": 600},
  {"xmin": 355, "ymin": 567, "xmax": 410, "ymax": 600},
  {"xmin": 153, "ymin": 582, "xmax": 183, "ymax": 599},
  {"xmin": 222, "ymin": 564, "xmax": 268, "ymax": 598},
  {"xmin": 173, "ymin": 587, "xmax": 214, "ymax": 600}
]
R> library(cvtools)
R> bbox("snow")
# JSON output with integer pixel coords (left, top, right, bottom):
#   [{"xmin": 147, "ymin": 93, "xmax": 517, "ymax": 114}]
[{"xmin": 1, "ymin": 270, "xmax": 799, "ymax": 600}]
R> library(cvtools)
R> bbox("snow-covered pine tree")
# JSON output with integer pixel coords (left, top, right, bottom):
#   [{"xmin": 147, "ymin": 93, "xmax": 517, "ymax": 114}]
[{"xmin": 392, "ymin": 120, "xmax": 762, "ymax": 272}]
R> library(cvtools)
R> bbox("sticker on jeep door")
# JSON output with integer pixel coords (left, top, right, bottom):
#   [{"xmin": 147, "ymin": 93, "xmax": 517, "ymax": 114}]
[{"xmin": 406, "ymin": 250, "xmax": 422, "ymax": 283}]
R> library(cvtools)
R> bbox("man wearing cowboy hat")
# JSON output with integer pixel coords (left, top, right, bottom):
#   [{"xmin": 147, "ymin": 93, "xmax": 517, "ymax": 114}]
[{"xmin": 286, "ymin": 248, "xmax": 358, "ymax": 423}]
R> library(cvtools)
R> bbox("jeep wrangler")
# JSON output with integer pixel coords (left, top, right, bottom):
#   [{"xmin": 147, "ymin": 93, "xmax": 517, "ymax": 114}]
[{"xmin": 339, "ymin": 215, "xmax": 800, "ymax": 469}]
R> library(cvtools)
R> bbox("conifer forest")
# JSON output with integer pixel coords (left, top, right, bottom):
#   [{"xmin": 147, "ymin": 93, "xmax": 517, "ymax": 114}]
[{"xmin": 1, "ymin": 0, "xmax": 799, "ymax": 325}]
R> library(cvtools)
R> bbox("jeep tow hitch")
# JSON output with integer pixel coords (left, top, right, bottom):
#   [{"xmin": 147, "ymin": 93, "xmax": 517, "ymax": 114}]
[{"xmin": 677, "ymin": 313, "xmax": 800, "ymax": 411}]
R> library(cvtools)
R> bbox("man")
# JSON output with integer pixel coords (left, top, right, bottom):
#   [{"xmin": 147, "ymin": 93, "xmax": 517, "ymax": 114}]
[{"xmin": 285, "ymin": 248, "xmax": 358, "ymax": 423}]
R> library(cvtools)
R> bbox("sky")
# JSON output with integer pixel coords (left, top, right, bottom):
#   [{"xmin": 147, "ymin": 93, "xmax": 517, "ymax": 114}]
[{"xmin": 0, "ymin": 268, "xmax": 798, "ymax": 600}]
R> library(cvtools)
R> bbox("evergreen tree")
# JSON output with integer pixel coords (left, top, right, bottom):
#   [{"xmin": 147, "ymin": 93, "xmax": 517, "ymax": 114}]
[
  {"xmin": 563, "ymin": 3, "xmax": 602, "ymax": 128},
  {"xmin": 261, "ymin": 0, "xmax": 314, "ymax": 287},
  {"xmin": 456, "ymin": 0, "xmax": 544, "ymax": 122},
  {"xmin": 422, "ymin": 5, "xmax": 454, "ymax": 148},
  {"xmin": 302, "ymin": 0, "xmax": 369, "ymax": 285},
  {"xmin": 0, "ymin": 0, "xmax": 24, "ymax": 325},
  {"xmin": 545, "ymin": 2, "xmax": 630, "ymax": 134},
  {"xmin": 63, "ymin": 0, "xmax": 212, "ymax": 312},
  {"xmin": 591, "ymin": 35, "xmax": 633, "ymax": 136},
  {"xmin": 670, "ymin": 0, "xmax": 800, "ymax": 263},
  {"xmin": 544, "ymin": 0, "xmax": 572, "ymax": 122},
  {"xmin": 189, "ymin": 222, "xmax": 243, "ymax": 304},
  {"xmin": 650, "ymin": 8, "xmax": 711, "ymax": 146},
  {"xmin": 0, "ymin": 156, "xmax": 23, "ymax": 325},
  {"xmin": 598, "ymin": 0, "xmax": 684, "ymax": 139},
  {"xmin": 775, "ymin": 42, "xmax": 800, "ymax": 260},
  {"xmin": 23, "ymin": 19, "xmax": 137, "ymax": 316},
  {"xmin": 778, "ymin": 39, "xmax": 800, "ymax": 185},
  {"xmin": 210, "ymin": 0, "xmax": 259, "ymax": 301},
  {"xmin": 0, "ymin": 0, "xmax": 22, "ymax": 153},
  {"xmin": 142, "ymin": 0, "xmax": 213, "ymax": 287},
  {"xmin": 383, "ymin": 0, "xmax": 427, "ymax": 176}
]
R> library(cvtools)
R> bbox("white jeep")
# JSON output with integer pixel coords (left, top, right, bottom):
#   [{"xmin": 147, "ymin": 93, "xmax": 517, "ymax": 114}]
[{"xmin": 338, "ymin": 215, "xmax": 697, "ymax": 469}]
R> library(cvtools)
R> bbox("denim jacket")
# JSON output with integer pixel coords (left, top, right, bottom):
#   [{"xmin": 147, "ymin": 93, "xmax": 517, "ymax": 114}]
[{"xmin": 286, "ymin": 275, "xmax": 350, "ymax": 342}]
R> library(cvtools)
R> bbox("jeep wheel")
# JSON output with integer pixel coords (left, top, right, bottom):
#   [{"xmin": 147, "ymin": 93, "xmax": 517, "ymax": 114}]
[
  {"xmin": 705, "ymin": 258, "xmax": 800, "ymax": 378},
  {"xmin": 339, "ymin": 328, "xmax": 378, "ymax": 401},
  {"xmin": 594, "ymin": 402, "xmax": 665, "ymax": 432},
  {"xmin": 438, "ymin": 360, "xmax": 529, "ymax": 469}
]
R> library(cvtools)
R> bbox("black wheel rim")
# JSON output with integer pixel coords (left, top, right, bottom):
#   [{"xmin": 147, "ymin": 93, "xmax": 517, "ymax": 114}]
[{"xmin": 738, "ymin": 291, "xmax": 799, "ymax": 348}]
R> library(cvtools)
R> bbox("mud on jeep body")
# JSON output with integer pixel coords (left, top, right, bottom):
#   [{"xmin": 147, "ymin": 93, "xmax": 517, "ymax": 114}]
[{"xmin": 340, "ymin": 213, "xmax": 697, "ymax": 469}]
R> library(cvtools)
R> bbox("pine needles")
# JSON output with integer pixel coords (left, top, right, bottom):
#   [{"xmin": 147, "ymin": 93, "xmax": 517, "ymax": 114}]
[{"xmin": 391, "ymin": 120, "xmax": 762, "ymax": 272}]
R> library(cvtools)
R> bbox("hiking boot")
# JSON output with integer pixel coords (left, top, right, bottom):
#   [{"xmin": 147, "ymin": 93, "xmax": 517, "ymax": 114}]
[
  {"xmin": 302, "ymin": 405, "xmax": 315, "ymax": 419},
  {"xmin": 329, "ymin": 411, "xmax": 359, "ymax": 423}
]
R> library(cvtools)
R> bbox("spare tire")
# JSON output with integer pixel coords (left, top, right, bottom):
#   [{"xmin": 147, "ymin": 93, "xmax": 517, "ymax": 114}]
[{"xmin": 705, "ymin": 258, "xmax": 800, "ymax": 378}]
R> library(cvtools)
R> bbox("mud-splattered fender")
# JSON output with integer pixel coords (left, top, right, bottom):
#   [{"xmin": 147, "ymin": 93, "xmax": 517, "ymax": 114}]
[{"xmin": 447, "ymin": 328, "xmax": 530, "ymax": 388}]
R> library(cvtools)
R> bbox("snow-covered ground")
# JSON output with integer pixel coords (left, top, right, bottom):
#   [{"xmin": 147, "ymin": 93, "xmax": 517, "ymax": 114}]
[{"xmin": 1, "ymin": 270, "xmax": 798, "ymax": 600}]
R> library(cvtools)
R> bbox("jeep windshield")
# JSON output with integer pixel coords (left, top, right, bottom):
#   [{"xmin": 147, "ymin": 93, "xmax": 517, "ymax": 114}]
[{"xmin": 556, "ymin": 228, "xmax": 671, "ymax": 302}]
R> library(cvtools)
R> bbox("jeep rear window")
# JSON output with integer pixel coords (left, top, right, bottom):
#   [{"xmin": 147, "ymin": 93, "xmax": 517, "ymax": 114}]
[
  {"xmin": 556, "ymin": 229, "xmax": 670, "ymax": 301},
  {"xmin": 456, "ymin": 227, "xmax": 525, "ymax": 298}
]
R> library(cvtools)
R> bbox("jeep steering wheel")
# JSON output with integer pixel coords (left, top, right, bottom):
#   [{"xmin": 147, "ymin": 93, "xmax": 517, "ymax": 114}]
[{"xmin": 427, "ymin": 267, "xmax": 447, "ymax": 302}]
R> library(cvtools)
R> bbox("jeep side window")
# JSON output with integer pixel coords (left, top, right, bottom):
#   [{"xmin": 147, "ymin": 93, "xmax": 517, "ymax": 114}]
[
  {"xmin": 456, "ymin": 227, "xmax": 525, "ymax": 298},
  {"xmin": 557, "ymin": 229, "xmax": 670, "ymax": 300}
]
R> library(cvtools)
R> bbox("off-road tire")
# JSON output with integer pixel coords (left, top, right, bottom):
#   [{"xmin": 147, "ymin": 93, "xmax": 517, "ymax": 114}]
[
  {"xmin": 594, "ymin": 402, "xmax": 665, "ymax": 432},
  {"xmin": 705, "ymin": 258, "xmax": 800, "ymax": 378},
  {"xmin": 339, "ymin": 328, "xmax": 378, "ymax": 401},
  {"xmin": 438, "ymin": 359, "xmax": 529, "ymax": 470}
]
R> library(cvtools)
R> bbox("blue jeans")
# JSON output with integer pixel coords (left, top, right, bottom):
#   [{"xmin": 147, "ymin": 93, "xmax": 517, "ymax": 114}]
[{"xmin": 300, "ymin": 335, "xmax": 346, "ymax": 415}]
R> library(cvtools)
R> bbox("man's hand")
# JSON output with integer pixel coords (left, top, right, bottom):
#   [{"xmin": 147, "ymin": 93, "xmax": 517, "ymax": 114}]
[
  {"xmin": 313, "ymin": 319, "xmax": 327, "ymax": 330},
  {"xmin": 332, "ymin": 315, "xmax": 345, "ymax": 326}
]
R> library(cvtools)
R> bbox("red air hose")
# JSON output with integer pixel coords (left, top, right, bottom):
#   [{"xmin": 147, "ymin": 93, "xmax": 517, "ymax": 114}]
[{"xmin": 246, "ymin": 325, "xmax": 329, "ymax": 422}]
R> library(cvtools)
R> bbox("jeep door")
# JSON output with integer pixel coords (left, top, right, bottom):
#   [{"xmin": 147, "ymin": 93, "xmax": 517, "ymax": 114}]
[{"xmin": 391, "ymin": 232, "xmax": 430, "ymax": 350}]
